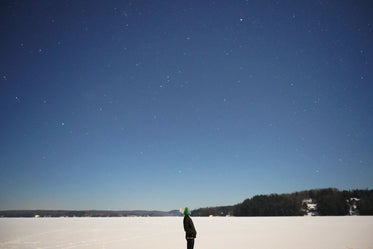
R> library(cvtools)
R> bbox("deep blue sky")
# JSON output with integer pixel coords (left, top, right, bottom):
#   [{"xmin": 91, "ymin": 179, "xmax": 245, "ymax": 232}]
[{"xmin": 1, "ymin": 0, "xmax": 372, "ymax": 211}]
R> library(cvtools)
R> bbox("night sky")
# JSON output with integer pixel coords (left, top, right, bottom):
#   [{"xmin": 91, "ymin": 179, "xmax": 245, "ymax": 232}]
[{"xmin": 1, "ymin": 0, "xmax": 372, "ymax": 211}]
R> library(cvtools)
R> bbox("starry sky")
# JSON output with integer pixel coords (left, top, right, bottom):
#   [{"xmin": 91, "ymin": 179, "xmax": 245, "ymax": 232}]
[{"xmin": 1, "ymin": 0, "xmax": 372, "ymax": 211}]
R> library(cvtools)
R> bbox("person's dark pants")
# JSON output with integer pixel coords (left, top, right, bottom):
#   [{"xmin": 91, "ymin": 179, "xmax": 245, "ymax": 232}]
[{"xmin": 187, "ymin": 239, "xmax": 194, "ymax": 249}]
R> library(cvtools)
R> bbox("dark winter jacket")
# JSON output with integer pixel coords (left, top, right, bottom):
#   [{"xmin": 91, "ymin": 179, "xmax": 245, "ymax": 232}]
[{"xmin": 183, "ymin": 215, "xmax": 197, "ymax": 239}]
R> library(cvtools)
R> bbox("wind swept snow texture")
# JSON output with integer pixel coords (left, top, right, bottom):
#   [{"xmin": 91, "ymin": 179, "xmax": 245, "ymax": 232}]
[{"xmin": 0, "ymin": 217, "xmax": 372, "ymax": 249}]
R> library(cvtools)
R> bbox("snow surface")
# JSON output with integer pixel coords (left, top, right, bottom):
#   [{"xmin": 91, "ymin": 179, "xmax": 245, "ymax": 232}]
[{"xmin": 0, "ymin": 216, "xmax": 372, "ymax": 249}]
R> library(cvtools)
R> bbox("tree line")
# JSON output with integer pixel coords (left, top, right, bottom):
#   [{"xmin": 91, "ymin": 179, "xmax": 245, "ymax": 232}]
[
  {"xmin": 191, "ymin": 188, "xmax": 373, "ymax": 216},
  {"xmin": 0, "ymin": 209, "xmax": 181, "ymax": 218}
]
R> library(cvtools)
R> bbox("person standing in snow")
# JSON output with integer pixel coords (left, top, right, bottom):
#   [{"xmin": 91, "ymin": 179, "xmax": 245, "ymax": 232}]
[{"xmin": 180, "ymin": 207, "xmax": 197, "ymax": 249}]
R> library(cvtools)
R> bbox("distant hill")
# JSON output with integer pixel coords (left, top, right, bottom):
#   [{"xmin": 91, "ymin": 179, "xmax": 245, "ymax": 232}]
[
  {"xmin": 192, "ymin": 188, "xmax": 373, "ymax": 216},
  {"xmin": 0, "ymin": 209, "xmax": 181, "ymax": 218}
]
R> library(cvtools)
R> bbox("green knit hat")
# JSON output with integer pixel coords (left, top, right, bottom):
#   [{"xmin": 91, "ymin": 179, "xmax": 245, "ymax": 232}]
[{"xmin": 180, "ymin": 207, "xmax": 190, "ymax": 215}]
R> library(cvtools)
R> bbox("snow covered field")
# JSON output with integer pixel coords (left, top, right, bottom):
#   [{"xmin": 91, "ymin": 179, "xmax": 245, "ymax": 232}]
[{"xmin": 0, "ymin": 216, "xmax": 372, "ymax": 249}]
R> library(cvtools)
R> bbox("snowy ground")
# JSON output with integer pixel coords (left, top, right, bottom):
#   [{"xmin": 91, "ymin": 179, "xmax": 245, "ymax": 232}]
[{"xmin": 0, "ymin": 216, "xmax": 372, "ymax": 249}]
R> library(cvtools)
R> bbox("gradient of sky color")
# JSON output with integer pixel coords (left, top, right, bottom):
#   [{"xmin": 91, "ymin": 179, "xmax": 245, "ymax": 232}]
[{"xmin": 1, "ymin": 0, "xmax": 372, "ymax": 211}]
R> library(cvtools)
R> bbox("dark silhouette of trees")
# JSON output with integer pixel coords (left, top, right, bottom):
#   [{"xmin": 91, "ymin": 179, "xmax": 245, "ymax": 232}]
[
  {"xmin": 355, "ymin": 190, "xmax": 373, "ymax": 215},
  {"xmin": 313, "ymin": 188, "xmax": 349, "ymax": 215},
  {"xmin": 191, "ymin": 188, "xmax": 373, "ymax": 216},
  {"xmin": 232, "ymin": 194, "xmax": 304, "ymax": 216}
]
